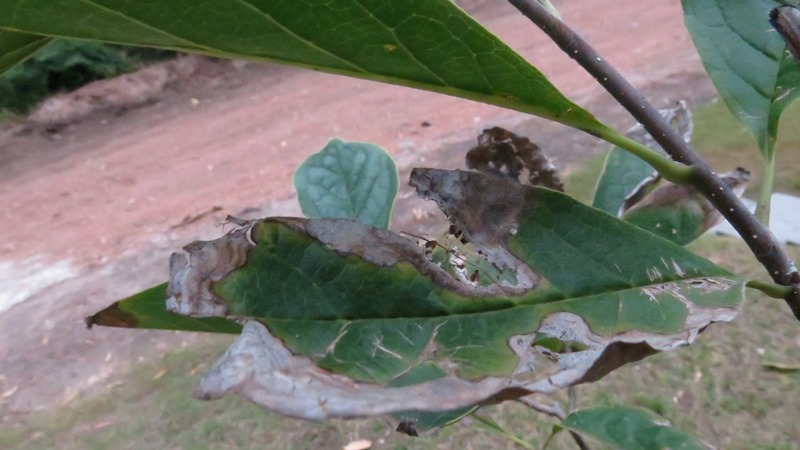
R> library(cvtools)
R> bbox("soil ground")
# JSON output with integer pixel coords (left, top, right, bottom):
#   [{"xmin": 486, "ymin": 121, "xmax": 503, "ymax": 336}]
[{"xmin": 0, "ymin": 0, "xmax": 717, "ymax": 426}]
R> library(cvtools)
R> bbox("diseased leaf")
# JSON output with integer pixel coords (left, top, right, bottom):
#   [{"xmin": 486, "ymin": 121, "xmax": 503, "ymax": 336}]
[
  {"xmin": 293, "ymin": 139, "xmax": 398, "ymax": 229},
  {"xmin": 621, "ymin": 167, "xmax": 750, "ymax": 245},
  {"xmin": 466, "ymin": 127, "xmax": 564, "ymax": 191},
  {"xmin": 683, "ymin": 0, "xmax": 800, "ymax": 156},
  {"xmin": 0, "ymin": 0, "xmax": 603, "ymax": 132},
  {"xmin": 94, "ymin": 169, "xmax": 744, "ymax": 432},
  {"xmin": 593, "ymin": 101, "xmax": 693, "ymax": 216},
  {"xmin": 86, "ymin": 284, "xmax": 241, "ymax": 334},
  {"xmin": 592, "ymin": 104, "xmax": 748, "ymax": 246},
  {"xmin": 772, "ymin": 6, "xmax": 800, "ymax": 63},
  {"xmin": 0, "ymin": 30, "xmax": 49, "ymax": 75},
  {"xmin": 562, "ymin": 407, "xmax": 707, "ymax": 450}
]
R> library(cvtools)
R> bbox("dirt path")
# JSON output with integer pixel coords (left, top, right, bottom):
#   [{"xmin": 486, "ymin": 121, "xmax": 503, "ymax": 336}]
[{"xmin": 0, "ymin": 0, "xmax": 717, "ymax": 421}]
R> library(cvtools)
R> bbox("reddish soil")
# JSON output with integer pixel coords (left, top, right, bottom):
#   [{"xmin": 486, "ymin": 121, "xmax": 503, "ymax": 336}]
[{"xmin": 0, "ymin": 0, "xmax": 717, "ymax": 423}]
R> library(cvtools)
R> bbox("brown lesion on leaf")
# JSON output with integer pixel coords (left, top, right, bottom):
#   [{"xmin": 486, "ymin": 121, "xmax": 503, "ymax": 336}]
[
  {"xmin": 466, "ymin": 127, "xmax": 564, "ymax": 191},
  {"xmin": 409, "ymin": 168, "xmax": 539, "ymax": 291},
  {"xmin": 84, "ymin": 301, "xmax": 138, "ymax": 329},
  {"xmin": 166, "ymin": 224, "xmax": 254, "ymax": 317},
  {"xmin": 272, "ymin": 216, "xmax": 534, "ymax": 297},
  {"xmin": 642, "ymin": 278, "xmax": 736, "ymax": 309},
  {"xmin": 194, "ymin": 320, "xmax": 509, "ymax": 420},
  {"xmin": 686, "ymin": 277, "xmax": 734, "ymax": 293},
  {"xmin": 620, "ymin": 167, "xmax": 750, "ymax": 232}
]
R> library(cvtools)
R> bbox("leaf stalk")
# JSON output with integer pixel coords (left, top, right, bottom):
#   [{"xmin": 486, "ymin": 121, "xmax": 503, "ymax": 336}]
[
  {"xmin": 755, "ymin": 150, "xmax": 776, "ymax": 225},
  {"xmin": 747, "ymin": 279, "xmax": 794, "ymax": 299},
  {"xmin": 585, "ymin": 123, "xmax": 692, "ymax": 183}
]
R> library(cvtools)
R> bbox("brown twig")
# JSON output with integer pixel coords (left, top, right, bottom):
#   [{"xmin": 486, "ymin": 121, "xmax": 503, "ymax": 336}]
[{"xmin": 507, "ymin": 0, "xmax": 800, "ymax": 319}]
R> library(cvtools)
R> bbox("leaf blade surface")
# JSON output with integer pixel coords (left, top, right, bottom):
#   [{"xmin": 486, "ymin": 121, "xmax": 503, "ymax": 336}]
[{"xmin": 0, "ymin": 0, "xmax": 602, "ymax": 130}]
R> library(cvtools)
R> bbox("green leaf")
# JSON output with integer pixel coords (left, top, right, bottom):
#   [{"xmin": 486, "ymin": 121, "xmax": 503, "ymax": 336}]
[
  {"xmin": 0, "ymin": 30, "xmax": 49, "ymax": 75},
  {"xmin": 0, "ymin": 0, "xmax": 602, "ymax": 131},
  {"xmin": 620, "ymin": 167, "xmax": 750, "ymax": 246},
  {"xmin": 563, "ymin": 407, "xmax": 707, "ymax": 450},
  {"xmin": 593, "ymin": 101, "xmax": 692, "ymax": 216},
  {"xmin": 683, "ymin": 0, "xmax": 800, "ymax": 156},
  {"xmin": 293, "ymin": 138, "xmax": 398, "ymax": 229},
  {"xmin": 593, "ymin": 148, "xmax": 656, "ymax": 216}
]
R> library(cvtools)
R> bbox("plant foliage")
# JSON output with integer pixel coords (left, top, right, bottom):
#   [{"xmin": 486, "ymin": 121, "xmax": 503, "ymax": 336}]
[{"xmin": 4, "ymin": 0, "xmax": 799, "ymax": 447}]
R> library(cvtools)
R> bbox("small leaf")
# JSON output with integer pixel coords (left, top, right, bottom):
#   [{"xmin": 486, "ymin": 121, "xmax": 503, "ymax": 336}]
[
  {"xmin": 683, "ymin": 0, "xmax": 800, "ymax": 156},
  {"xmin": 293, "ymin": 139, "xmax": 398, "ymax": 229},
  {"xmin": 0, "ymin": 30, "xmax": 49, "ymax": 75},
  {"xmin": 466, "ymin": 127, "xmax": 564, "ymax": 191},
  {"xmin": 593, "ymin": 101, "xmax": 693, "ymax": 216},
  {"xmin": 621, "ymin": 167, "xmax": 750, "ymax": 245},
  {"xmin": 563, "ymin": 407, "xmax": 707, "ymax": 450}
]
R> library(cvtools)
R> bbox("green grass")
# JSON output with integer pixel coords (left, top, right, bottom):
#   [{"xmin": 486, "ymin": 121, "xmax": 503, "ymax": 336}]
[
  {"xmin": 6, "ymin": 101, "xmax": 800, "ymax": 449},
  {"xmin": 692, "ymin": 100, "xmax": 800, "ymax": 196}
]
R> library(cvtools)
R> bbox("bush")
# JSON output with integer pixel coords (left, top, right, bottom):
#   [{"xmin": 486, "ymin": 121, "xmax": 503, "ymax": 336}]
[{"xmin": 0, "ymin": 40, "xmax": 174, "ymax": 113}]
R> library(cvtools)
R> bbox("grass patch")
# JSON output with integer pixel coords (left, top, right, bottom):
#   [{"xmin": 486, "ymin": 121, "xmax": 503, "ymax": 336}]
[
  {"xmin": 692, "ymin": 99, "xmax": 800, "ymax": 196},
  {"xmin": 7, "ymin": 100, "xmax": 800, "ymax": 449}
]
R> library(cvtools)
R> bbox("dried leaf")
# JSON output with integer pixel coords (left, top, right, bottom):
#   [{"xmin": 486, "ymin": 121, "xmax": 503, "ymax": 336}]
[
  {"xmin": 466, "ymin": 127, "xmax": 564, "ymax": 191},
  {"xmin": 621, "ymin": 167, "xmax": 751, "ymax": 245},
  {"xmin": 194, "ymin": 321, "xmax": 509, "ymax": 420},
  {"xmin": 771, "ymin": 6, "xmax": 800, "ymax": 63}
]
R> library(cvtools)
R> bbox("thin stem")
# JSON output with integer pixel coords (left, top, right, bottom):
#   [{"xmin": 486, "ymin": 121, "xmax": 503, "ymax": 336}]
[
  {"xmin": 473, "ymin": 414, "xmax": 537, "ymax": 450},
  {"xmin": 755, "ymin": 151, "xmax": 776, "ymax": 225},
  {"xmin": 507, "ymin": 0, "xmax": 800, "ymax": 320},
  {"xmin": 586, "ymin": 123, "xmax": 692, "ymax": 183},
  {"xmin": 747, "ymin": 279, "xmax": 794, "ymax": 299},
  {"xmin": 517, "ymin": 396, "xmax": 565, "ymax": 419},
  {"xmin": 517, "ymin": 397, "xmax": 592, "ymax": 450},
  {"xmin": 567, "ymin": 386, "xmax": 577, "ymax": 412}
]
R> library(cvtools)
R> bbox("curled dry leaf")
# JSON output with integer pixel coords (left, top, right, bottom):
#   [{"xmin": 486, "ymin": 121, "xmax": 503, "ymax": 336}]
[
  {"xmin": 771, "ymin": 6, "xmax": 800, "ymax": 64},
  {"xmin": 194, "ymin": 320, "xmax": 509, "ymax": 420},
  {"xmin": 166, "ymin": 226, "xmax": 252, "ymax": 316},
  {"xmin": 626, "ymin": 100, "xmax": 693, "ymax": 154},
  {"xmin": 593, "ymin": 100, "xmax": 694, "ymax": 217},
  {"xmin": 621, "ymin": 167, "xmax": 751, "ymax": 244},
  {"xmin": 168, "ymin": 169, "xmax": 744, "ymax": 430},
  {"xmin": 466, "ymin": 127, "xmax": 564, "ymax": 191}
]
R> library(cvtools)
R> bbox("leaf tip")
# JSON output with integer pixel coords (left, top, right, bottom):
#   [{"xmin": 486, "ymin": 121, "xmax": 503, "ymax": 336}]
[{"xmin": 84, "ymin": 301, "xmax": 138, "ymax": 329}]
